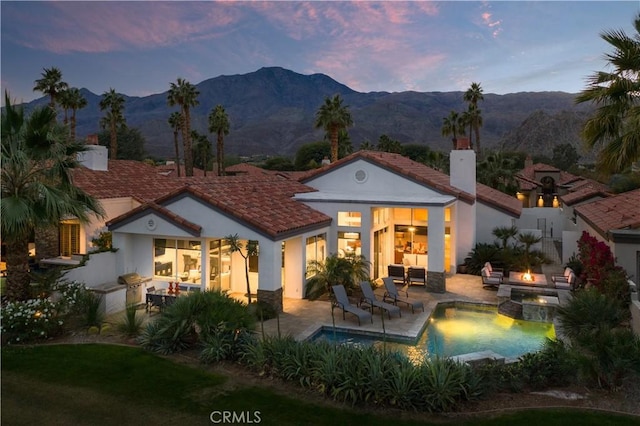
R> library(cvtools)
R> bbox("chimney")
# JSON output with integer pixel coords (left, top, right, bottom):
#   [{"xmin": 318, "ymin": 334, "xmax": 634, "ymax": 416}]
[
  {"xmin": 77, "ymin": 134, "xmax": 108, "ymax": 171},
  {"xmin": 455, "ymin": 137, "xmax": 471, "ymax": 150},
  {"xmin": 524, "ymin": 154, "xmax": 533, "ymax": 168},
  {"xmin": 449, "ymin": 149, "xmax": 476, "ymax": 196}
]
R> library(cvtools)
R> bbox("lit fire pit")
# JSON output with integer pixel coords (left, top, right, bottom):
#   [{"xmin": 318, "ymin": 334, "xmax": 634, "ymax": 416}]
[{"xmin": 521, "ymin": 270, "xmax": 534, "ymax": 282}]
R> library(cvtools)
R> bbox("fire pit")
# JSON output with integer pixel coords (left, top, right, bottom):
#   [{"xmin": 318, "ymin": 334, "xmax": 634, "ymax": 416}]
[
  {"xmin": 521, "ymin": 270, "xmax": 534, "ymax": 282},
  {"xmin": 508, "ymin": 271, "xmax": 548, "ymax": 287}
]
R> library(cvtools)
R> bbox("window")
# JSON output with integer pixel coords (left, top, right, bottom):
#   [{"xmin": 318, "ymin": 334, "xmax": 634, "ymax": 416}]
[
  {"xmin": 338, "ymin": 231, "xmax": 361, "ymax": 256},
  {"xmin": 338, "ymin": 211, "xmax": 361, "ymax": 227},
  {"xmin": 153, "ymin": 239, "xmax": 202, "ymax": 285},
  {"xmin": 60, "ymin": 220, "xmax": 80, "ymax": 256},
  {"xmin": 306, "ymin": 234, "xmax": 326, "ymax": 278}
]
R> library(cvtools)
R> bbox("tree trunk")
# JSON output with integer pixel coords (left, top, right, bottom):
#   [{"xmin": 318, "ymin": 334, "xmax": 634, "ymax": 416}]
[
  {"xmin": 35, "ymin": 224, "xmax": 59, "ymax": 261},
  {"xmin": 244, "ymin": 256, "xmax": 252, "ymax": 304},
  {"xmin": 5, "ymin": 238, "xmax": 31, "ymax": 301},
  {"xmin": 475, "ymin": 125, "xmax": 481, "ymax": 155},
  {"xmin": 217, "ymin": 133, "xmax": 224, "ymax": 176},
  {"xmin": 173, "ymin": 131, "xmax": 180, "ymax": 177},
  {"xmin": 330, "ymin": 126, "xmax": 339, "ymax": 163},
  {"xmin": 110, "ymin": 121, "xmax": 117, "ymax": 159},
  {"xmin": 182, "ymin": 108, "xmax": 193, "ymax": 177},
  {"xmin": 71, "ymin": 111, "xmax": 77, "ymax": 142}
]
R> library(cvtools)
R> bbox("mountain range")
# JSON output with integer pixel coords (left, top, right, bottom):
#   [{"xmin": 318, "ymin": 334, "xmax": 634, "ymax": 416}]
[{"xmin": 21, "ymin": 66, "xmax": 595, "ymax": 160}]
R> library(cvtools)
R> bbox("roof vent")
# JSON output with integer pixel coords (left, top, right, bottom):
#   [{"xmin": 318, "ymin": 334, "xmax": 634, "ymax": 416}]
[{"xmin": 354, "ymin": 169, "xmax": 367, "ymax": 183}]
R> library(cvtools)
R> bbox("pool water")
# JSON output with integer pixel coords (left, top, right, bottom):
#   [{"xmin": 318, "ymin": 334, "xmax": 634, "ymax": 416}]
[{"xmin": 314, "ymin": 303, "xmax": 556, "ymax": 361}]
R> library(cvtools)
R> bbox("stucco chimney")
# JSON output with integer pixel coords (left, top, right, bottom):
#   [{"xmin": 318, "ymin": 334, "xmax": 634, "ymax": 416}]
[
  {"xmin": 524, "ymin": 154, "xmax": 533, "ymax": 169},
  {"xmin": 77, "ymin": 134, "xmax": 108, "ymax": 171},
  {"xmin": 449, "ymin": 149, "xmax": 476, "ymax": 196}
]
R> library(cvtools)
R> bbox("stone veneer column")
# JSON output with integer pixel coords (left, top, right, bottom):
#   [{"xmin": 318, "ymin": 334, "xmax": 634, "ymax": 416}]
[
  {"xmin": 427, "ymin": 271, "xmax": 446, "ymax": 293},
  {"xmin": 257, "ymin": 288, "xmax": 283, "ymax": 313}
]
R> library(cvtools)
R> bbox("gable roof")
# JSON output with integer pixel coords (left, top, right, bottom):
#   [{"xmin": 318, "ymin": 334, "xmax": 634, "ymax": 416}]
[
  {"xmin": 574, "ymin": 188, "xmax": 640, "ymax": 238},
  {"xmin": 108, "ymin": 174, "xmax": 331, "ymax": 240},
  {"xmin": 516, "ymin": 162, "xmax": 583, "ymax": 189},
  {"xmin": 299, "ymin": 151, "xmax": 475, "ymax": 204},
  {"xmin": 72, "ymin": 160, "xmax": 183, "ymax": 201},
  {"xmin": 106, "ymin": 202, "xmax": 202, "ymax": 236},
  {"xmin": 560, "ymin": 183, "xmax": 611, "ymax": 206}
]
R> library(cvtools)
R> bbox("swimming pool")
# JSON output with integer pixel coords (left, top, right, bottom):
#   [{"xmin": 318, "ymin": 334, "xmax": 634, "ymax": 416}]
[{"xmin": 313, "ymin": 303, "xmax": 556, "ymax": 362}]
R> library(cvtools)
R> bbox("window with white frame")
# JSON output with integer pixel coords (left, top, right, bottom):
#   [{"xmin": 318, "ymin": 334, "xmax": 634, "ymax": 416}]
[
  {"xmin": 153, "ymin": 239, "xmax": 202, "ymax": 285},
  {"xmin": 60, "ymin": 219, "xmax": 80, "ymax": 256},
  {"xmin": 337, "ymin": 211, "xmax": 361, "ymax": 227}
]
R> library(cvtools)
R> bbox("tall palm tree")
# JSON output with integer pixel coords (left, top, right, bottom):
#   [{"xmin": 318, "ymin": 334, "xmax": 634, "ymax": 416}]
[
  {"xmin": 1, "ymin": 93, "xmax": 104, "ymax": 300},
  {"xmin": 168, "ymin": 112, "xmax": 182, "ymax": 177},
  {"xmin": 464, "ymin": 82, "xmax": 484, "ymax": 154},
  {"xmin": 441, "ymin": 110, "xmax": 465, "ymax": 150},
  {"xmin": 575, "ymin": 13, "xmax": 640, "ymax": 174},
  {"xmin": 59, "ymin": 88, "xmax": 87, "ymax": 141},
  {"xmin": 167, "ymin": 78, "xmax": 199, "ymax": 177},
  {"xmin": 315, "ymin": 94, "xmax": 353, "ymax": 163},
  {"xmin": 99, "ymin": 88, "xmax": 126, "ymax": 159},
  {"xmin": 477, "ymin": 150, "xmax": 519, "ymax": 194},
  {"xmin": 191, "ymin": 130, "xmax": 212, "ymax": 176},
  {"xmin": 208, "ymin": 104, "xmax": 230, "ymax": 176},
  {"xmin": 33, "ymin": 66, "xmax": 68, "ymax": 113}
]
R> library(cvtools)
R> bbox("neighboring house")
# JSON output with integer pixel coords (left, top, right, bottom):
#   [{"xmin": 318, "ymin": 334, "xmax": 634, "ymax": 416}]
[
  {"xmin": 574, "ymin": 188, "xmax": 640, "ymax": 282},
  {"xmin": 105, "ymin": 149, "xmax": 523, "ymax": 311}
]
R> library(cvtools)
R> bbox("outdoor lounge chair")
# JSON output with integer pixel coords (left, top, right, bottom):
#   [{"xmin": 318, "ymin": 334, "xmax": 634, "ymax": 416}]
[
  {"xmin": 484, "ymin": 262, "xmax": 504, "ymax": 279},
  {"xmin": 331, "ymin": 285, "xmax": 373, "ymax": 326},
  {"xmin": 552, "ymin": 267, "xmax": 573, "ymax": 284},
  {"xmin": 387, "ymin": 264, "xmax": 406, "ymax": 285},
  {"xmin": 407, "ymin": 267, "xmax": 426, "ymax": 286},
  {"xmin": 481, "ymin": 267, "xmax": 501, "ymax": 289},
  {"xmin": 382, "ymin": 277, "xmax": 424, "ymax": 313},
  {"xmin": 359, "ymin": 281, "xmax": 401, "ymax": 319},
  {"xmin": 554, "ymin": 271, "xmax": 577, "ymax": 291}
]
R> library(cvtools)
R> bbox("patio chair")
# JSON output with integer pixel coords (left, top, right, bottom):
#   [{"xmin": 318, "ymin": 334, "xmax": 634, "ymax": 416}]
[
  {"xmin": 551, "ymin": 267, "xmax": 573, "ymax": 284},
  {"xmin": 481, "ymin": 267, "xmax": 501, "ymax": 289},
  {"xmin": 484, "ymin": 262, "xmax": 504, "ymax": 279},
  {"xmin": 554, "ymin": 271, "xmax": 576, "ymax": 291},
  {"xmin": 359, "ymin": 281, "xmax": 401, "ymax": 319},
  {"xmin": 407, "ymin": 267, "xmax": 426, "ymax": 287},
  {"xmin": 387, "ymin": 264, "xmax": 406, "ymax": 286},
  {"xmin": 382, "ymin": 277, "xmax": 424, "ymax": 314},
  {"xmin": 146, "ymin": 293, "xmax": 165, "ymax": 313},
  {"xmin": 331, "ymin": 285, "xmax": 373, "ymax": 326}
]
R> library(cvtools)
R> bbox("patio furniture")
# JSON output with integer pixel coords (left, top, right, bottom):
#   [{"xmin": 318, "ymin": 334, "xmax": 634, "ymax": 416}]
[
  {"xmin": 382, "ymin": 277, "xmax": 424, "ymax": 313},
  {"xmin": 481, "ymin": 267, "xmax": 501, "ymax": 289},
  {"xmin": 407, "ymin": 266, "xmax": 426, "ymax": 286},
  {"xmin": 484, "ymin": 262, "xmax": 504, "ymax": 279},
  {"xmin": 146, "ymin": 293, "xmax": 165, "ymax": 313},
  {"xmin": 554, "ymin": 271, "xmax": 576, "ymax": 291},
  {"xmin": 387, "ymin": 264, "xmax": 406, "ymax": 285},
  {"xmin": 552, "ymin": 267, "xmax": 573, "ymax": 284},
  {"xmin": 359, "ymin": 281, "xmax": 401, "ymax": 319},
  {"xmin": 331, "ymin": 285, "xmax": 373, "ymax": 326}
]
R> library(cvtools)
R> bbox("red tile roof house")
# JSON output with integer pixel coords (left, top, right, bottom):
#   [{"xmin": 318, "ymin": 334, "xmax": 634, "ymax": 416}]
[{"xmin": 62, "ymin": 144, "xmax": 523, "ymax": 314}]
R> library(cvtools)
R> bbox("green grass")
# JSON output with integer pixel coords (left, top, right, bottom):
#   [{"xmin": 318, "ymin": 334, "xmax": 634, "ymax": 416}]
[{"xmin": 2, "ymin": 344, "xmax": 639, "ymax": 426}]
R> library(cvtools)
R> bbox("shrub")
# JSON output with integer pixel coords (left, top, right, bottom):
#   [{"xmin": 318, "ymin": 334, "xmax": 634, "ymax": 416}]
[
  {"xmin": 139, "ymin": 290, "xmax": 255, "ymax": 355},
  {"xmin": 557, "ymin": 289, "xmax": 629, "ymax": 341},
  {"xmin": 1, "ymin": 298, "xmax": 63, "ymax": 343},
  {"xmin": 200, "ymin": 323, "xmax": 256, "ymax": 363},
  {"xmin": 117, "ymin": 303, "xmax": 145, "ymax": 337}
]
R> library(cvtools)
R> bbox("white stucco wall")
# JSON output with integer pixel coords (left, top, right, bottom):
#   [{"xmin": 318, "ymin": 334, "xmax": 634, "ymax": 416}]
[
  {"xmin": 517, "ymin": 207, "xmax": 563, "ymax": 238},
  {"xmin": 476, "ymin": 203, "xmax": 516, "ymax": 246},
  {"xmin": 62, "ymin": 251, "xmax": 117, "ymax": 287}
]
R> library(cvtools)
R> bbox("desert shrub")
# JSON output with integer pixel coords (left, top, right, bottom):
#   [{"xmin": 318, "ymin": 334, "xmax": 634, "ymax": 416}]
[
  {"xmin": 598, "ymin": 267, "xmax": 632, "ymax": 309},
  {"xmin": 0, "ymin": 298, "xmax": 63, "ymax": 343},
  {"xmin": 464, "ymin": 243, "xmax": 502, "ymax": 275},
  {"xmin": 139, "ymin": 290, "xmax": 255, "ymax": 355},
  {"xmin": 200, "ymin": 323, "xmax": 256, "ymax": 363},
  {"xmin": 557, "ymin": 289, "xmax": 629, "ymax": 341},
  {"xmin": 305, "ymin": 253, "xmax": 371, "ymax": 300},
  {"xmin": 117, "ymin": 303, "xmax": 145, "ymax": 337},
  {"xmin": 417, "ymin": 357, "xmax": 474, "ymax": 412},
  {"xmin": 82, "ymin": 291, "xmax": 104, "ymax": 327}
]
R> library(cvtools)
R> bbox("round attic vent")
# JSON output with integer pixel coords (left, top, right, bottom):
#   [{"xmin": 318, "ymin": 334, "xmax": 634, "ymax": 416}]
[
  {"xmin": 146, "ymin": 218, "xmax": 157, "ymax": 231},
  {"xmin": 354, "ymin": 169, "xmax": 368, "ymax": 183}
]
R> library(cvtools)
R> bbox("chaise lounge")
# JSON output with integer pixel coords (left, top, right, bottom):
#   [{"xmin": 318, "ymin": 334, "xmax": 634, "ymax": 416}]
[
  {"xmin": 359, "ymin": 281, "xmax": 401, "ymax": 319},
  {"xmin": 382, "ymin": 277, "xmax": 424, "ymax": 313},
  {"xmin": 331, "ymin": 285, "xmax": 373, "ymax": 326}
]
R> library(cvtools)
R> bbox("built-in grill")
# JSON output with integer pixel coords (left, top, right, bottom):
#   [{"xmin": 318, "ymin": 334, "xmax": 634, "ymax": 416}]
[{"xmin": 118, "ymin": 273, "xmax": 152, "ymax": 305}]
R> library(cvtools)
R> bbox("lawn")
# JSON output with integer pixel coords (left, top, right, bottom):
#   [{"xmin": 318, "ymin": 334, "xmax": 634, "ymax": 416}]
[{"xmin": 2, "ymin": 344, "xmax": 639, "ymax": 426}]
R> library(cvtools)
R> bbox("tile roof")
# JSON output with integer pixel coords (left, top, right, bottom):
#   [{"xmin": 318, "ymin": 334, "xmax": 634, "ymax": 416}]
[
  {"xmin": 299, "ymin": 151, "xmax": 475, "ymax": 204},
  {"xmin": 575, "ymin": 188, "xmax": 640, "ymax": 237},
  {"xmin": 476, "ymin": 183, "xmax": 522, "ymax": 217},
  {"xmin": 72, "ymin": 160, "xmax": 183, "ymax": 201},
  {"xmin": 224, "ymin": 163, "xmax": 273, "ymax": 176},
  {"xmin": 112, "ymin": 174, "xmax": 332, "ymax": 239},
  {"xmin": 560, "ymin": 184, "xmax": 611, "ymax": 206},
  {"xmin": 155, "ymin": 164, "xmax": 212, "ymax": 178},
  {"xmin": 106, "ymin": 202, "xmax": 202, "ymax": 236},
  {"xmin": 516, "ymin": 163, "xmax": 583, "ymax": 189}
]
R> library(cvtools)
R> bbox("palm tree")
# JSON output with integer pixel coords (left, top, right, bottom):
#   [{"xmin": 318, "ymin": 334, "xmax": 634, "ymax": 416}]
[
  {"xmin": 191, "ymin": 130, "xmax": 212, "ymax": 176},
  {"xmin": 477, "ymin": 150, "xmax": 519, "ymax": 194},
  {"xmin": 575, "ymin": 13, "xmax": 640, "ymax": 174},
  {"xmin": 225, "ymin": 234, "xmax": 258, "ymax": 304},
  {"xmin": 1, "ymin": 93, "xmax": 104, "ymax": 300},
  {"xmin": 464, "ymin": 82, "xmax": 484, "ymax": 154},
  {"xmin": 492, "ymin": 225, "xmax": 519, "ymax": 249},
  {"xmin": 315, "ymin": 95, "xmax": 353, "ymax": 163},
  {"xmin": 208, "ymin": 105, "xmax": 230, "ymax": 176},
  {"xmin": 33, "ymin": 66, "xmax": 68, "ymax": 113},
  {"xmin": 305, "ymin": 252, "xmax": 371, "ymax": 300},
  {"xmin": 99, "ymin": 88, "xmax": 126, "ymax": 159},
  {"xmin": 167, "ymin": 78, "xmax": 199, "ymax": 177},
  {"xmin": 168, "ymin": 112, "xmax": 182, "ymax": 177},
  {"xmin": 59, "ymin": 88, "xmax": 87, "ymax": 141},
  {"xmin": 441, "ymin": 110, "xmax": 465, "ymax": 150}
]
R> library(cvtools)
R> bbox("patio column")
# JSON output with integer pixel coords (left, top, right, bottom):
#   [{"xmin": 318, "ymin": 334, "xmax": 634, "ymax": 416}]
[
  {"xmin": 427, "ymin": 207, "xmax": 446, "ymax": 293},
  {"xmin": 257, "ymin": 240, "xmax": 283, "ymax": 313}
]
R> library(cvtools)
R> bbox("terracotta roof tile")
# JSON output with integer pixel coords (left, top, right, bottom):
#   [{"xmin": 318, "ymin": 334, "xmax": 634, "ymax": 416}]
[
  {"xmin": 476, "ymin": 183, "xmax": 522, "ymax": 217},
  {"xmin": 299, "ymin": 151, "xmax": 475, "ymax": 204},
  {"xmin": 155, "ymin": 164, "xmax": 211, "ymax": 178},
  {"xmin": 72, "ymin": 160, "xmax": 183, "ymax": 201},
  {"xmin": 224, "ymin": 163, "xmax": 273, "ymax": 176},
  {"xmin": 107, "ymin": 202, "xmax": 202, "ymax": 236},
  {"xmin": 517, "ymin": 163, "xmax": 582, "ymax": 189},
  {"xmin": 575, "ymin": 188, "xmax": 640, "ymax": 237}
]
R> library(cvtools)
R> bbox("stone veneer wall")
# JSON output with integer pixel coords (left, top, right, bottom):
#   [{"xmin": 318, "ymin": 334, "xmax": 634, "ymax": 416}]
[
  {"xmin": 257, "ymin": 288, "xmax": 283, "ymax": 313},
  {"xmin": 426, "ymin": 271, "xmax": 446, "ymax": 293}
]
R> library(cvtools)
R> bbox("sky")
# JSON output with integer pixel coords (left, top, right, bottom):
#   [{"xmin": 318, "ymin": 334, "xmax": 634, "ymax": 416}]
[{"xmin": 2, "ymin": 1, "xmax": 639, "ymax": 105}]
